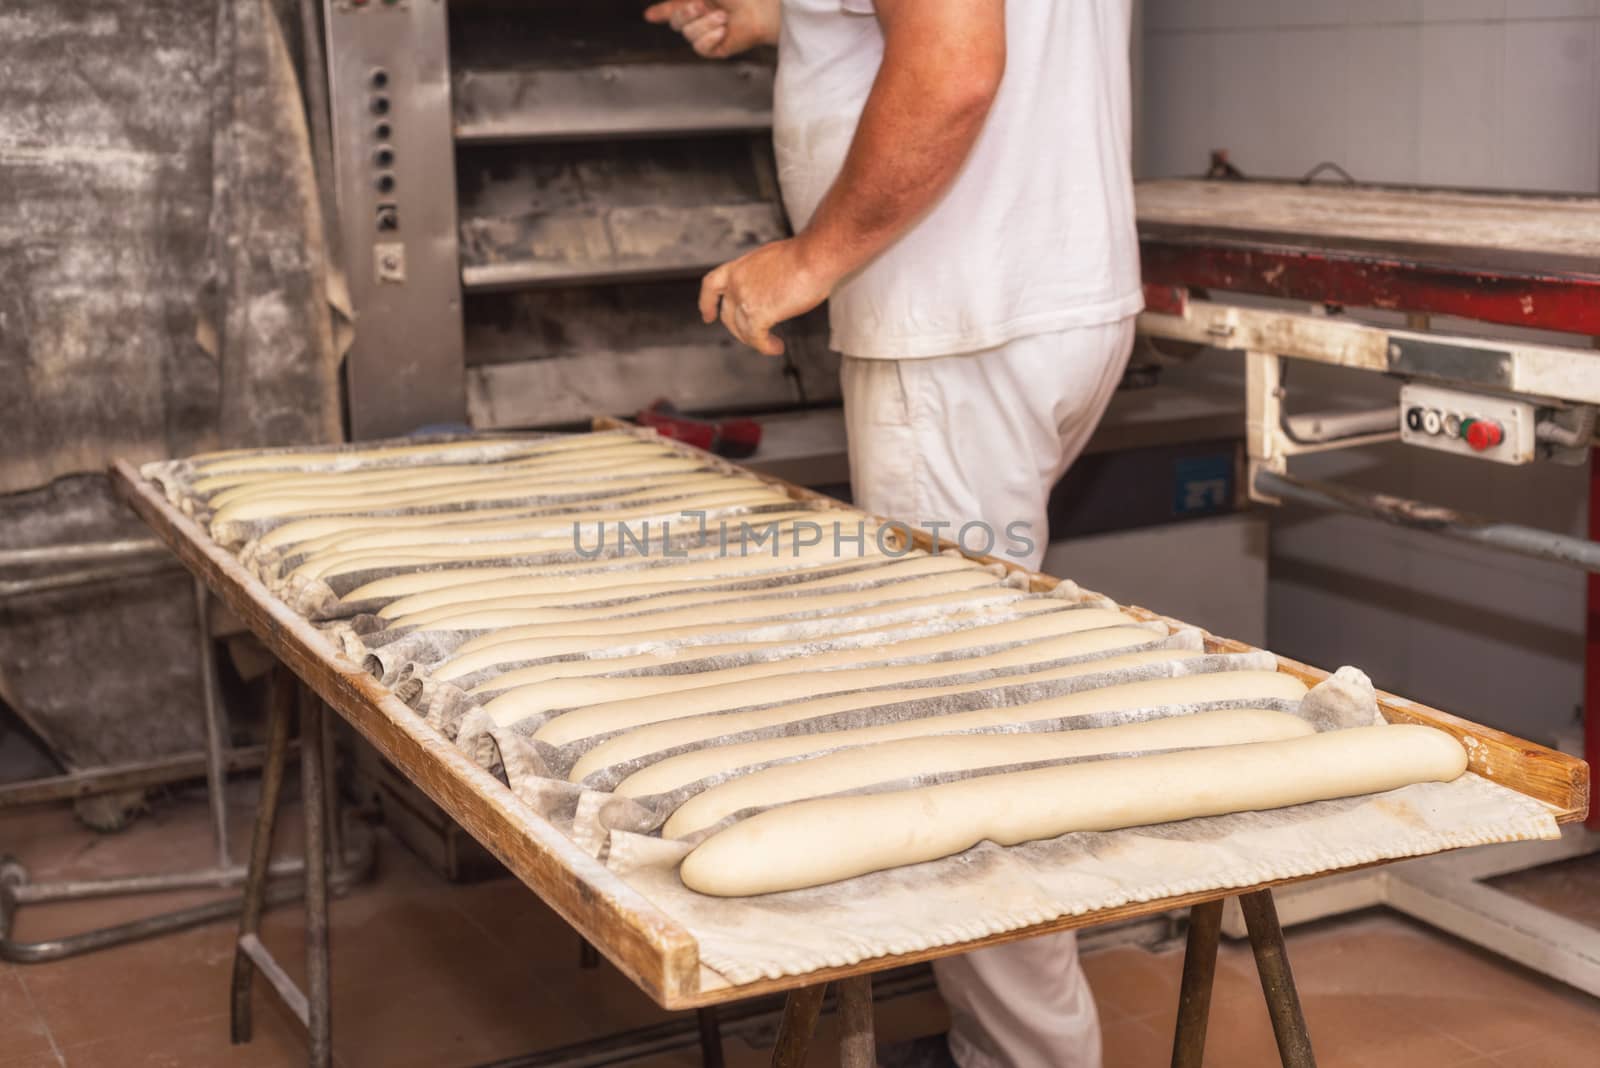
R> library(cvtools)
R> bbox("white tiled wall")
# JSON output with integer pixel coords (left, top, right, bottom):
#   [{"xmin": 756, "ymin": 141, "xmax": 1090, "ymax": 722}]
[
  {"xmin": 1139, "ymin": 1, "xmax": 1595, "ymax": 743},
  {"xmin": 1140, "ymin": 0, "xmax": 1600, "ymax": 192}
]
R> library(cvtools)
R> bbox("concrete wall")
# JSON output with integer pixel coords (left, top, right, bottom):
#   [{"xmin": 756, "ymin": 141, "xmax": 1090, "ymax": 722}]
[{"xmin": 1139, "ymin": 1, "xmax": 1595, "ymax": 744}]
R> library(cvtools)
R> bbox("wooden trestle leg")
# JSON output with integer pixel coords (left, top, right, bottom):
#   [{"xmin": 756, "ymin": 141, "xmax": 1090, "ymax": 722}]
[
  {"xmin": 769, "ymin": 983, "xmax": 828, "ymax": 1068},
  {"xmin": 1240, "ymin": 890, "xmax": 1317, "ymax": 1068},
  {"xmin": 835, "ymin": 976, "xmax": 875, "ymax": 1068},
  {"xmin": 1171, "ymin": 899, "xmax": 1225, "ymax": 1068},
  {"xmin": 1169, "ymin": 892, "xmax": 1317, "ymax": 1068}
]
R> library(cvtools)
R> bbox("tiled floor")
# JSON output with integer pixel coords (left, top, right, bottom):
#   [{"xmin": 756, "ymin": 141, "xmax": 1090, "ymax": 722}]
[{"xmin": 2, "ymin": 788, "xmax": 1598, "ymax": 1068}]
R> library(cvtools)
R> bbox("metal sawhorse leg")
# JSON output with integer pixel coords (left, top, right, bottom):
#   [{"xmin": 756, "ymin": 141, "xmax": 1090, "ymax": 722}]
[
  {"xmin": 230, "ymin": 666, "xmax": 374, "ymax": 1067},
  {"xmin": 1, "ymin": 578, "xmax": 311, "ymax": 963}
]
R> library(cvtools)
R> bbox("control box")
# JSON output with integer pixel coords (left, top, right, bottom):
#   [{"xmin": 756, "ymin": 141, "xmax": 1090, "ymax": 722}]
[
  {"xmin": 1398, "ymin": 383, "xmax": 1537, "ymax": 465},
  {"xmin": 324, "ymin": 0, "xmax": 466, "ymax": 438}
]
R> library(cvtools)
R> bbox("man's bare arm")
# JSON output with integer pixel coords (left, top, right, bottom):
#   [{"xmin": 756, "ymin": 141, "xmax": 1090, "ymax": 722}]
[
  {"xmin": 701, "ymin": 0, "xmax": 1006, "ymax": 353},
  {"xmin": 794, "ymin": 0, "xmax": 1006, "ymax": 282}
]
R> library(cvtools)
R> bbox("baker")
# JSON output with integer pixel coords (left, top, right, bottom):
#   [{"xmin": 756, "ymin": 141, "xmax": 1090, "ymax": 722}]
[{"xmin": 646, "ymin": 1, "xmax": 1140, "ymax": 1065}]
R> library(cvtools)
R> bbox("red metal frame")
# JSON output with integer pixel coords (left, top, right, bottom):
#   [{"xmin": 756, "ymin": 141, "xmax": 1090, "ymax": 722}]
[
  {"xmin": 1141, "ymin": 282, "xmax": 1188, "ymax": 318},
  {"xmin": 1140, "ymin": 241, "xmax": 1600, "ymax": 337}
]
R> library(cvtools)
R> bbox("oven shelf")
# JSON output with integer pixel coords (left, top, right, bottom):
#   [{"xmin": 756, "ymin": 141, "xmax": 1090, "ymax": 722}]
[
  {"xmin": 454, "ymin": 61, "xmax": 774, "ymax": 144},
  {"xmin": 458, "ymin": 200, "xmax": 785, "ymax": 290},
  {"xmin": 455, "ymin": 138, "xmax": 785, "ymax": 292}
]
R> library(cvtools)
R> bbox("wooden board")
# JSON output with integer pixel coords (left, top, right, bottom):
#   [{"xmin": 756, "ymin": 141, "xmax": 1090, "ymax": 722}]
[
  {"xmin": 114, "ymin": 434, "xmax": 1589, "ymax": 1009},
  {"xmin": 1137, "ymin": 179, "xmax": 1600, "ymax": 271}
]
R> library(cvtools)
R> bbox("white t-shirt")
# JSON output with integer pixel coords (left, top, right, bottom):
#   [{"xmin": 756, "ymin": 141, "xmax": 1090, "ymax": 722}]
[{"xmin": 773, "ymin": 0, "xmax": 1142, "ymax": 360}]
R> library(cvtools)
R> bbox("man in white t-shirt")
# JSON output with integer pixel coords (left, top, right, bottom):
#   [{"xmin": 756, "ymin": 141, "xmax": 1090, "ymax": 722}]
[{"xmin": 647, "ymin": 3, "xmax": 1140, "ymax": 1066}]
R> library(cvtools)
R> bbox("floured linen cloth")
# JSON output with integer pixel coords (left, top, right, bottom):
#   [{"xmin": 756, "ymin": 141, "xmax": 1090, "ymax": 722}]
[
  {"xmin": 611, "ymin": 773, "xmax": 1553, "ymax": 983},
  {"xmin": 141, "ymin": 432, "xmax": 1563, "ymax": 984}
]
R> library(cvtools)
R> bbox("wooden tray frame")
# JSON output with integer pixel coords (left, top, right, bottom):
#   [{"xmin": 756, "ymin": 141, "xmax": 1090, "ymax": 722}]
[{"xmin": 111, "ymin": 437, "xmax": 1586, "ymax": 1011}]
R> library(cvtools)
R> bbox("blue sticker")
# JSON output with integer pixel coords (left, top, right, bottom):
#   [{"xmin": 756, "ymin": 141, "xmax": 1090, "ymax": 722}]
[{"xmin": 1173, "ymin": 454, "xmax": 1233, "ymax": 516}]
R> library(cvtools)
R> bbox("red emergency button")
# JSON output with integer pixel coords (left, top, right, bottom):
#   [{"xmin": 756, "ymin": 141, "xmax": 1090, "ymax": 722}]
[{"xmin": 1464, "ymin": 419, "xmax": 1504, "ymax": 452}]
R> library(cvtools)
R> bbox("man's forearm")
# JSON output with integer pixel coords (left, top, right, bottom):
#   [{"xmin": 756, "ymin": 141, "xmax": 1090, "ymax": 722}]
[
  {"xmin": 692, "ymin": 0, "xmax": 1005, "ymax": 356},
  {"xmin": 794, "ymin": 0, "xmax": 1006, "ymax": 284}
]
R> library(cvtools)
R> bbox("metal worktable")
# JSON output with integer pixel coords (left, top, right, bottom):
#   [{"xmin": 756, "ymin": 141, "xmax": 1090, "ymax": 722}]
[
  {"xmin": 1134, "ymin": 176, "xmax": 1600, "ymax": 994},
  {"xmin": 109, "ymin": 439, "xmax": 1587, "ymax": 1067}
]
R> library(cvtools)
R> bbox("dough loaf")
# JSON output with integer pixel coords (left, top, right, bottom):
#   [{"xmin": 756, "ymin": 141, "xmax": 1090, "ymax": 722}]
[
  {"xmin": 290, "ymin": 510, "xmax": 828, "ymax": 581},
  {"xmin": 661, "ymin": 707, "xmax": 1315, "ymax": 838},
  {"xmin": 578, "ymin": 644, "xmax": 1200, "ymax": 783},
  {"xmin": 387, "ymin": 552, "xmax": 952, "ymax": 624},
  {"xmin": 443, "ymin": 601, "xmax": 1057, "ymax": 687},
  {"xmin": 190, "ymin": 434, "xmax": 576, "ymax": 472},
  {"xmin": 435, "ymin": 604, "xmax": 1041, "ymax": 684},
  {"xmin": 347, "ymin": 536, "xmax": 892, "ymax": 605},
  {"xmin": 562, "ymin": 625, "xmax": 1173, "ymax": 775},
  {"xmin": 464, "ymin": 591, "xmax": 1030, "ymax": 700},
  {"xmin": 202, "ymin": 440, "xmax": 673, "ymax": 505},
  {"xmin": 214, "ymin": 465, "xmax": 725, "ymax": 525},
  {"xmin": 190, "ymin": 435, "xmax": 626, "ymax": 492},
  {"xmin": 404, "ymin": 569, "xmax": 1006, "ymax": 632},
  {"xmin": 679, "ymin": 723, "xmax": 1468, "ymax": 896},
  {"xmin": 521, "ymin": 608, "xmax": 1142, "ymax": 739},
  {"xmin": 258, "ymin": 474, "xmax": 758, "ymax": 552},
  {"xmin": 298, "ymin": 488, "xmax": 788, "ymax": 556},
  {"xmin": 435, "ymin": 559, "xmax": 985, "ymax": 674},
  {"xmin": 616, "ymin": 669, "xmax": 1305, "ymax": 796}
]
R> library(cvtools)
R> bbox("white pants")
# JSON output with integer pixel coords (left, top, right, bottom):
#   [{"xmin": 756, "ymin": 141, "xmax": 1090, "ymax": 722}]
[{"xmin": 841, "ymin": 317, "xmax": 1135, "ymax": 1068}]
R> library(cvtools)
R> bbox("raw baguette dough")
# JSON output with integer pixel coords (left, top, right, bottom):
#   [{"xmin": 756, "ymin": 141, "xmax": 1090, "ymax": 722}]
[
  {"xmin": 449, "ymin": 597, "xmax": 1059, "ymax": 669},
  {"xmin": 432, "ymin": 556, "xmax": 985, "ymax": 671},
  {"xmin": 214, "ymin": 465, "xmax": 729, "ymax": 525},
  {"xmin": 258, "ymin": 475, "xmax": 759, "ymax": 552},
  {"xmin": 260, "ymin": 503, "xmax": 571, "ymax": 553},
  {"xmin": 189, "ymin": 434, "xmax": 588, "ymax": 472},
  {"xmin": 521, "ymin": 608, "xmax": 1141, "ymax": 739},
  {"xmin": 679, "ymin": 723, "xmax": 1468, "ymax": 896},
  {"xmin": 404, "ymin": 568, "xmax": 1006, "ymax": 632},
  {"xmin": 203, "ymin": 440, "xmax": 673, "ymax": 503},
  {"xmin": 392, "ymin": 547, "xmax": 921, "ymax": 625},
  {"xmin": 438, "ymin": 607, "xmax": 915, "ymax": 674},
  {"xmin": 564, "ymin": 625, "xmax": 1173, "ymax": 777},
  {"xmin": 452, "ymin": 591, "xmax": 1039, "ymax": 668},
  {"xmin": 617, "ymin": 669, "xmax": 1306, "ymax": 797},
  {"xmin": 437, "ymin": 600, "xmax": 1049, "ymax": 683},
  {"xmin": 661, "ymin": 707, "xmax": 1315, "ymax": 838},
  {"xmin": 202, "ymin": 440, "xmax": 674, "ymax": 504},
  {"xmin": 581, "ymin": 645, "xmax": 1203, "ymax": 783},
  {"xmin": 190, "ymin": 436, "xmax": 627, "ymax": 494},
  {"xmin": 348, "ymin": 537, "xmax": 891, "ymax": 605},
  {"xmin": 432, "ymin": 606, "xmax": 1042, "ymax": 690},
  {"xmin": 288, "ymin": 509, "xmax": 829, "ymax": 581},
  {"xmin": 299, "ymin": 488, "xmax": 788, "ymax": 555}
]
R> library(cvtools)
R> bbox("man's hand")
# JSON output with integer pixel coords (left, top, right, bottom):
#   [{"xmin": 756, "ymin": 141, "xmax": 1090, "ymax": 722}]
[
  {"xmin": 699, "ymin": 238, "xmax": 837, "ymax": 356},
  {"xmin": 643, "ymin": 0, "xmax": 780, "ymax": 59}
]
